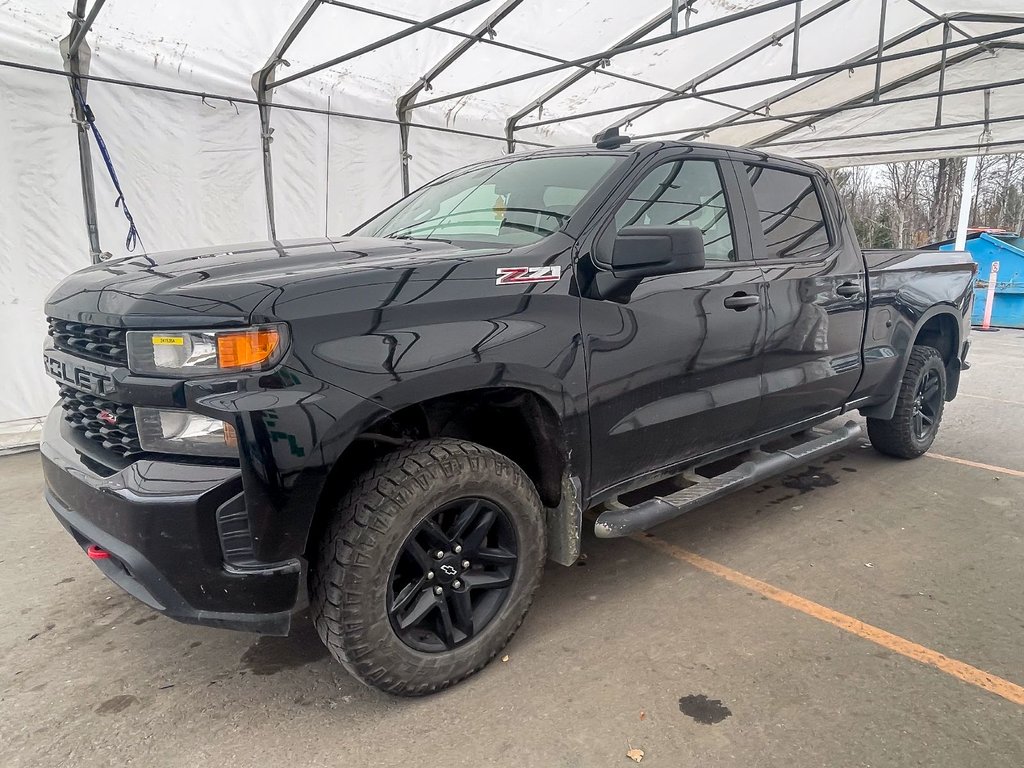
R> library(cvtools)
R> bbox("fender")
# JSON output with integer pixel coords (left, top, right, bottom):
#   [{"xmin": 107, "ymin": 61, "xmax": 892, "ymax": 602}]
[
  {"xmin": 277, "ymin": 363, "xmax": 591, "ymax": 563},
  {"xmin": 858, "ymin": 303, "xmax": 964, "ymax": 420}
]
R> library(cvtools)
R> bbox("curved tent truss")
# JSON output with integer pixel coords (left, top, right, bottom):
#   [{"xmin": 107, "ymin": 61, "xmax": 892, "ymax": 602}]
[{"xmin": 1, "ymin": 0, "xmax": 1023, "ymax": 441}]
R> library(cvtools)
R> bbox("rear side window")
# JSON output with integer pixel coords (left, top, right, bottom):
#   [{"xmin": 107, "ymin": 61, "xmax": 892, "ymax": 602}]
[
  {"xmin": 614, "ymin": 159, "xmax": 736, "ymax": 261},
  {"xmin": 745, "ymin": 165, "xmax": 830, "ymax": 260}
]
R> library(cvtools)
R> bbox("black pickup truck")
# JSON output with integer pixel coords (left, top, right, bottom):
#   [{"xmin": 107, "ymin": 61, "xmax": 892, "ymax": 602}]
[{"xmin": 41, "ymin": 138, "xmax": 975, "ymax": 695}]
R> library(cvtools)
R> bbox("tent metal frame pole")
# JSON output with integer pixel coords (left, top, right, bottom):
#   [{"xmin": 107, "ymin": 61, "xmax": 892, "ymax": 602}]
[
  {"xmin": 903, "ymin": 0, "xmax": 979, "ymax": 48},
  {"xmin": 253, "ymin": 0, "xmax": 324, "ymax": 241},
  {"xmin": 327, "ymin": 0, "xmax": 682, "ymax": 95},
  {"xmin": 803, "ymin": 137, "xmax": 1014, "ymax": 163},
  {"xmin": 983, "ymin": 88, "xmax": 993, "ymax": 141},
  {"xmin": 676, "ymin": 12, "xmax": 1018, "ymax": 143},
  {"xmin": 630, "ymin": 71, "xmax": 1024, "ymax": 141},
  {"xmin": 954, "ymin": 13, "xmax": 1024, "ymax": 24},
  {"xmin": 753, "ymin": 41, "xmax": 983, "ymax": 147},
  {"xmin": 503, "ymin": 8, "xmax": 674, "ymax": 152},
  {"xmin": 410, "ymin": 0, "xmax": 805, "ymax": 112},
  {"xmin": 791, "ymin": 1, "xmax": 803, "ymax": 76},
  {"xmin": 515, "ymin": 24, "xmax": 1023, "ymax": 131},
  {"xmin": 935, "ymin": 21, "xmax": 951, "ymax": 126},
  {"xmin": 873, "ymin": 0, "xmax": 888, "ymax": 102},
  {"xmin": 630, "ymin": 9, "xmax": 1015, "ymax": 144},
  {"xmin": 63, "ymin": 0, "xmax": 104, "ymax": 263},
  {"xmin": 396, "ymin": 0, "xmax": 524, "ymax": 195},
  {"xmin": 743, "ymin": 36, "xmax": 1011, "ymax": 147},
  {"xmin": 676, "ymin": 18, "xmax": 945, "ymax": 141},
  {"xmin": 754, "ymin": 113, "xmax": 1024, "ymax": 149},
  {"xmin": 271, "ymin": 0, "xmax": 491, "ymax": 90},
  {"xmin": 67, "ymin": 0, "xmax": 106, "ymax": 58},
  {"xmin": 2, "ymin": 58, "xmax": 553, "ymax": 149},
  {"xmin": 322, "ymin": 3, "xmax": 766, "ymax": 152},
  {"xmin": 599, "ymin": 0, "xmax": 855, "ymax": 135}
]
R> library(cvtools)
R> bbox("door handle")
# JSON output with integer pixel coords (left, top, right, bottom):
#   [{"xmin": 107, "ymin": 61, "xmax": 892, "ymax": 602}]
[
  {"xmin": 835, "ymin": 282, "xmax": 862, "ymax": 298},
  {"xmin": 723, "ymin": 293, "xmax": 760, "ymax": 311}
]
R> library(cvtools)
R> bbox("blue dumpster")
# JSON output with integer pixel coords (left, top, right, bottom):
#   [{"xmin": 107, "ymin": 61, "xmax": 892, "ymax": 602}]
[{"xmin": 931, "ymin": 232, "xmax": 1024, "ymax": 329}]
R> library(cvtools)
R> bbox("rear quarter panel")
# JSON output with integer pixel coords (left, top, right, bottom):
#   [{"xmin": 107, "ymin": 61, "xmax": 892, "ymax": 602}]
[{"xmin": 854, "ymin": 249, "xmax": 976, "ymax": 410}]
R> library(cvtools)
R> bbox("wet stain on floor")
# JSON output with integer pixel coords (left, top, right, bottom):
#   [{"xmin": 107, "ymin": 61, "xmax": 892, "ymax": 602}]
[
  {"xmin": 95, "ymin": 694, "xmax": 139, "ymax": 714},
  {"xmin": 678, "ymin": 694, "xmax": 732, "ymax": 725},
  {"xmin": 133, "ymin": 614, "xmax": 158, "ymax": 626},
  {"xmin": 240, "ymin": 613, "xmax": 329, "ymax": 675},
  {"xmin": 781, "ymin": 466, "xmax": 838, "ymax": 494}
]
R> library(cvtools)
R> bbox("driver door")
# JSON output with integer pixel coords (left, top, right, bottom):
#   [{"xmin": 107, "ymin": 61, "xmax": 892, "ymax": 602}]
[{"xmin": 580, "ymin": 150, "xmax": 768, "ymax": 494}]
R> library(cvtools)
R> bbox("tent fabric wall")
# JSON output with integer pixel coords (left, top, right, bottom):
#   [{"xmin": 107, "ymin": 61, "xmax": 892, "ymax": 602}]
[
  {"xmin": 2, "ymin": 0, "xmax": 1023, "ymax": 446},
  {"xmin": 0, "ymin": 11, "xmax": 87, "ymax": 447}
]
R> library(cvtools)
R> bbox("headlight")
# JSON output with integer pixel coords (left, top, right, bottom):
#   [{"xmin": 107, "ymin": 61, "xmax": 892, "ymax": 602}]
[
  {"xmin": 126, "ymin": 324, "xmax": 287, "ymax": 376},
  {"xmin": 135, "ymin": 407, "xmax": 238, "ymax": 458}
]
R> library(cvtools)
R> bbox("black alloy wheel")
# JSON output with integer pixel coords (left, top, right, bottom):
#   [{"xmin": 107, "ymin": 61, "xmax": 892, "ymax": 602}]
[
  {"xmin": 912, "ymin": 368, "xmax": 942, "ymax": 440},
  {"xmin": 311, "ymin": 438, "xmax": 546, "ymax": 695},
  {"xmin": 388, "ymin": 498, "xmax": 518, "ymax": 653}
]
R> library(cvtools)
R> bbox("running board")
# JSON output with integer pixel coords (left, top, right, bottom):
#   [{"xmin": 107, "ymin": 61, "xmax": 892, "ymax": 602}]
[{"xmin": 594, "ymin": 421, "xmax": 863, "ymax": 539}]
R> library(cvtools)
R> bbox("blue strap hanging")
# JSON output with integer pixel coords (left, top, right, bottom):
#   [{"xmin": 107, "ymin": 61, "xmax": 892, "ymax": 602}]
[{"xmin": 72, "ymin": 81, "xmax": 143, "ymax": 252}]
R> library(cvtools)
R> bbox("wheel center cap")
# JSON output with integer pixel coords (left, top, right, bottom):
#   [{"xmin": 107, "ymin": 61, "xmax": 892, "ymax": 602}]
[{"xmin": 435, "ymin": 556, "xmax": 462, "ymax": 585}]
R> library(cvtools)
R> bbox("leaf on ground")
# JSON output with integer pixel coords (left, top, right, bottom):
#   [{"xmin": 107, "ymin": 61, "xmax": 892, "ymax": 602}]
[
  {"xmin": 501, "ymin": 654, "xmax": 510, "ymax": 662},
  {"xmin": 626, "ymin": 747, "xmax": 645, "ymax": 762},
  {"xmin": 639, "ymin": 710, "xmax": 646, "ymax": 721}
]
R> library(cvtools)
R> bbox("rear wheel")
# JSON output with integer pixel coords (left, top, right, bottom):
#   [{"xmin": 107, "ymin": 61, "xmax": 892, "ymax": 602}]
[
  {"xmin": 310, "ymin": 439, "xmax": 546, "ymax": 696},
  {"xmin": 867, "ymin": 345, "xmax": 946, "ymax": 459}
]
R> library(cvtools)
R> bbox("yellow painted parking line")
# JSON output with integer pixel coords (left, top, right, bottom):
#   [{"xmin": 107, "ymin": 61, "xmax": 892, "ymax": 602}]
[
  {"xmin": 926, "ymin": 452, "xmax": 1024, "ymax": 479},
  {"xmin": 960, "ymin": 392, "xmax": 1024, "ymax": 407},
  {"xmin": 632, "ymin": 533, "xmax": 1024, "ymax": 707}
]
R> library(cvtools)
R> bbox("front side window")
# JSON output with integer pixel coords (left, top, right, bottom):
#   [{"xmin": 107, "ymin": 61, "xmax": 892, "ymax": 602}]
[
  {"xmin": 745, "ymin": 165, "xmax": 831, "ymax": 260},
  {"xmin": 354, "ymin": 154, "xmax": 622, "ymax": 246},
  {"xmin": 614, "ymin": 159, "xmax": 737, "ymax": 261}
]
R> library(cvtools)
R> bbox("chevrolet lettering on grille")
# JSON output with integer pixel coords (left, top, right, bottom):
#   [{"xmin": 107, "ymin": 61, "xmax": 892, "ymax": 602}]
[{"xmin": 43, "ymin": 350, "xmax": 114, "ymax": 396}]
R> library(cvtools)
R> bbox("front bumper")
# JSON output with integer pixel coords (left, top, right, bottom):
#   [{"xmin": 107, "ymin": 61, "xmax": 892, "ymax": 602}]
[{"xmin": 40, "ymin": 409, "xmax": 301, "ymax": 635}]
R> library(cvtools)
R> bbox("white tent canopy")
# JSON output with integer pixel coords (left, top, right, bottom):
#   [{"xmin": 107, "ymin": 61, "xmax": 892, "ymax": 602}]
[{"xmin": 2, "ymin": 0, "xmax": 1023, "ymax": 446}]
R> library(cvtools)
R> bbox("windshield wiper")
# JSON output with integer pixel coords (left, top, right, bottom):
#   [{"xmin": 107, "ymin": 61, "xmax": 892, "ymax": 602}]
[{"xmin": 383, "ymin": 234, "xmax": 453, "ymax": 244}]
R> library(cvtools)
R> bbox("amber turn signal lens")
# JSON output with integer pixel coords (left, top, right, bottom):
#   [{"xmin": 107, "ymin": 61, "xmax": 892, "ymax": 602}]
[
  {"xmin": 223, "ymin": 422, "xmax": 238, "ymax": 448},
  {"xmin": 216, "ymin": 328, "xmax": 281, "ymax": 369}
]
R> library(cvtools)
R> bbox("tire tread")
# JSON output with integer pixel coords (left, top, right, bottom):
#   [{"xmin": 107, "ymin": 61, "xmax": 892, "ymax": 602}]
[{"xmin": 310, "ymin": 438, "xmax": 545, "ymax": 696}]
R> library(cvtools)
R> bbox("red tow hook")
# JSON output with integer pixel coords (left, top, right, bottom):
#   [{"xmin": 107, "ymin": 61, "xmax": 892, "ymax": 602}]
[{"xmin": 86, "ymin": 544, "xmax": 111, "ymax": 560}]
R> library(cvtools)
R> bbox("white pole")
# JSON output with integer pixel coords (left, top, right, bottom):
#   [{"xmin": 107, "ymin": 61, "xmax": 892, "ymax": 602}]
[
  {"xmin": 981, "ymin": 260, "xmax": 999, "ymax": 330},
  {"xmin": 954, "ymin": 154, "xmax": 979, "ymax": 251}
]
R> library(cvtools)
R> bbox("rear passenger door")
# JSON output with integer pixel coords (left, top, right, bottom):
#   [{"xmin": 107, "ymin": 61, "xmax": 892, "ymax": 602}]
[{"xmin": 734, "ymin": 159, "xmax": 867, "ymax": 432}]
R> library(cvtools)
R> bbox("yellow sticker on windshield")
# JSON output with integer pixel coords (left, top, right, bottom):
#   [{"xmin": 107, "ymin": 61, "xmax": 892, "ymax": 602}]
[
  {"xmin": 152, "ymin": 335, "xmax": 184, "ymax": 346},
  {"xmin": 493, "ymin": 194, "xmax": 507, "ymax": 220}
]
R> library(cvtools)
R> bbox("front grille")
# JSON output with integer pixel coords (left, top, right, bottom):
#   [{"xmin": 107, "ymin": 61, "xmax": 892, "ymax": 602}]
[
  {"xmin": 48, "ymin": 318, "xmax": 127, "ymax": 367},
  {"xmin": 58, "ymin": 385, "xmax": 143, "ymax": 458}
]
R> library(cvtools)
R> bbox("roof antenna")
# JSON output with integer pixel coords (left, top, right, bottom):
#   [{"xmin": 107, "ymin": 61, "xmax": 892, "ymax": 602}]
[{"xmin": 593, "ymin": 126, "xmax": 631, "ymax": 149}]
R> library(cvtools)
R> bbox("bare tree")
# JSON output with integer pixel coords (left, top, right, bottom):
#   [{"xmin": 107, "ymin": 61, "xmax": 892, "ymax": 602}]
[{"xmin": 830, "ymin": 153, "xmax": 1024, "ymax": 248}]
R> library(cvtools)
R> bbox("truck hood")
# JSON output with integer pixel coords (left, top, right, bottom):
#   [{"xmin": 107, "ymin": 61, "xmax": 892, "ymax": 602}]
[{"xmin": 45, "ymin": 237, "xmax": 508, "ymax": 327}]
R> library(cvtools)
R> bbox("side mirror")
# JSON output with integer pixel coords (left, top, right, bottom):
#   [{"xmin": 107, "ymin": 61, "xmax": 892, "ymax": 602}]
[{"xmin": 610, "ymin": 226, "xmax": 706, "ymax": 279}]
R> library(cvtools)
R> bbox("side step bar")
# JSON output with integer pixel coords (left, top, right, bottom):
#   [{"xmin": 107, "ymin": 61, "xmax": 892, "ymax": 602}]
[{"xmin": 594, "ymin": 421, "xmax": 863, "ymax": 539}]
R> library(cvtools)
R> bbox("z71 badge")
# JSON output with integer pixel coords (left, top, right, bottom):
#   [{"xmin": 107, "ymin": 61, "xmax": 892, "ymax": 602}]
[{"xmin": 495, "ymin": 266, "xmax": 561, "ymax": 285}]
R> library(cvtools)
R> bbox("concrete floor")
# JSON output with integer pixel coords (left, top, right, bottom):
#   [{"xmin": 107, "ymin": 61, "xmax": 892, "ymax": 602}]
[{"xmin": 2, "ymin": 331, "xmax": 1022, "ymax": 768}]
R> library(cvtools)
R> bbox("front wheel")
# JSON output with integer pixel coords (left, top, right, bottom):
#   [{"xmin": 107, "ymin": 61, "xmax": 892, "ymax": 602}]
[
  {"xmin": 310, "ymin": 439, "xmax": 546, "ymax": 696},
  {"xmin": 867, "ymin": 345, "xmax": 946, "ymax": 459}
]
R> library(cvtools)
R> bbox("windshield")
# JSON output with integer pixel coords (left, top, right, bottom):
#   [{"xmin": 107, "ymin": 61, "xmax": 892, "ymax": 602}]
[{"xmin": 354, "ymin": 154, "xmax": 623, "ymax": 246}]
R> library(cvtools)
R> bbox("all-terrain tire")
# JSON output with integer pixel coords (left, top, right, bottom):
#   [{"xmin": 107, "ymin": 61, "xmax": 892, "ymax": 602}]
[
  {"xmin": 867, "ymin": 345, "xmax": 946, "ymax": 459},
  {"xmin": 310, "ymin": 438, "xmax": 546, "ymax": 696}
]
